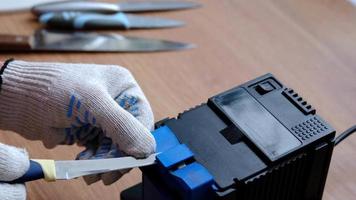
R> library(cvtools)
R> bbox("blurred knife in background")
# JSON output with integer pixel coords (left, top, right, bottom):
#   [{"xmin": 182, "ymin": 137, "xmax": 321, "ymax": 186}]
[
  {"xmin": 0, "ymin": 29, "xmax": 195, "ymax": 52},
  {"xmin": 0, "ymin": 0, "xmax": 70, "ymax": 12},
  {"xmin": 39, "ymin": 12, "xmax": 185, "ymax": 30},
  {"xmin": 32, "ymin": 0, "xmax": 201, "ymax": 15}
]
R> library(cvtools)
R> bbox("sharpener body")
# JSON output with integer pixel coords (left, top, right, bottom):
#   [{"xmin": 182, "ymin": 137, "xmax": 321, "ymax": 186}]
[{"xmin": 121, "ymin": 74, "xmax": 335, "ymax": 200}]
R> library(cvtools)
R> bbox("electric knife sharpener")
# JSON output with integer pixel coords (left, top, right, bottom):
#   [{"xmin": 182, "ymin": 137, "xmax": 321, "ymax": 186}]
[{"xmin": 121, "ymin": 73, "xmax": 336, "ymax": 200}]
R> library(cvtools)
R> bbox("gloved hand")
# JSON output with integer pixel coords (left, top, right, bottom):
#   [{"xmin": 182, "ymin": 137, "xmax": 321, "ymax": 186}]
[
  {"xmin": 0, "ymin": 143, "xmax": 29, "ymax": 200},
  {"xmin": 0, "ymin": 60, "xmax": 156, "ymax": 185}
]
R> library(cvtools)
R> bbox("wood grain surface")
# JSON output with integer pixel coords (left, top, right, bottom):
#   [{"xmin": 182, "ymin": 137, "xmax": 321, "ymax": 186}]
[{"xmin": 0, "ymin": 0, "xmax": 355, "ymax": 199}]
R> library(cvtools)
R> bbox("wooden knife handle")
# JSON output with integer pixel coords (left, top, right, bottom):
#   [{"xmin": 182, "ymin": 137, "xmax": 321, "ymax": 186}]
[{"xmin": 0, "ymin": 34, "xmax": 31, "ymax": 51}]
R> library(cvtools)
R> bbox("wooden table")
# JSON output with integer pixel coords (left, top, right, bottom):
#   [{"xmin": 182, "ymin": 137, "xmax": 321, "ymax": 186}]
[{"xmin": 0, "ymin": 0, "xmax": 355, "ymax": 199}]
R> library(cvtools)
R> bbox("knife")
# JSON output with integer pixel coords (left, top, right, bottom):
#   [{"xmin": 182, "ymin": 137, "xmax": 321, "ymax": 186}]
[
  {"xmin": 3, "ymin": 154, "xmax": 157, "ymax": 184},
  {"xmin": 0, "ymin": 0, "xmax": 70, "ymax": 12},
  {"xmin": 32, "ymin": 1, "xmax": 201, "ymax": 16},
  {"xmin": 0, "ymin": 29, "xmax": 194, "ymax": 52},
  {"xmin": 39, "ymin": 12, "xmax": 184, "ymax": 30}
]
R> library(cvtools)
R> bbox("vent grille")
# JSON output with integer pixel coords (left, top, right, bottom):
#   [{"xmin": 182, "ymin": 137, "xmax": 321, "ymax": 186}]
[
  {"xmin": 237, "ymin": 154, "xmax": 308, "ymax": 200},
  {"xmin": 292, "ymin": 117, "xmax": 328, "ymax": 141}
]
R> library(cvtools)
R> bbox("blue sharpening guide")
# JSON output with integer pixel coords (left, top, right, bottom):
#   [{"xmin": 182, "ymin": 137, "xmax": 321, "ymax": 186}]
[{"xmin": 145, "ymin": 126, "xmax": 215, "ymax": 200}]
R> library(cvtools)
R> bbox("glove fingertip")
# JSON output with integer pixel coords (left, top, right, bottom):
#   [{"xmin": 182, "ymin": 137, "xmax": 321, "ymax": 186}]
[
  {"xmin": 0, "ymin": 143, "xmax": 30, "ymax": 181},
  {"xmin": 126, "ymin": 133, "xmax": 156, "ymax": 158},
  {"xmin": 0, "ymin": 183, "xmax": 26, "ymax": 200}
]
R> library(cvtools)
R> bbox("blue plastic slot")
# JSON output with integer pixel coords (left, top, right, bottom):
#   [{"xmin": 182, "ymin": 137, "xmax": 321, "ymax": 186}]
[
  {"xmin": 146, "ymin": 125, "xmax": 215, "ymax": 200},
  {"xmin": 157, "ymin": 144, "xmax": 194, "ymax": 169},
  {"xmin": 172, "ymin": 162, "xmax": 214, "ymax": 199},
  {"xmin": 153, "ymin": 126, "xmax": 180, "ymax": 153},
  {"xmin": 172, "ymin": 162, "xmax": 214, "ymax": 189}
]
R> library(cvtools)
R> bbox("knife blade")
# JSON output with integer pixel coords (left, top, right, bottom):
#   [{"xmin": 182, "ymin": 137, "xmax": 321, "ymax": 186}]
[
  {"xmin": 5, "ymin": 154, "xmax": 157, "ymax": 184},
  {"xmin": 0, "ymin": 29, "xmax": 194, "ymax": 52},
  {"xmin": 32, "ymin": 1, "xmax": 201, "ymax": 16},
  {"xmin": 116, "ymin": 1, "xmax": 201, "ymax": 13},
  {"xmin": 39, "ymin": 12, "xmax": 185, "ymax": 30}
]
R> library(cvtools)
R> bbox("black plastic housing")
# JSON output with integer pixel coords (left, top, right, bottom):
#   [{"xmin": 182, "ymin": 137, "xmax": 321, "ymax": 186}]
[{"xmin": 122, "ymin": 73, "xmax": 336, "ymax": 200}]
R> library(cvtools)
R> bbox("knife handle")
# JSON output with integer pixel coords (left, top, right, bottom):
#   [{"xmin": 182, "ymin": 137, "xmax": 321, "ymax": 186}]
[
  {"xmin": 3, "ymin": 160, "xmax": 56, "ymax": 184},
  {"xmin": 40, "ymin": 12, "xmax": 130, "ymax": 30},
  {"xmin": 0, "ymin": 35, "xmax": 31, "ymax": 51},
  {"xmin": 32, "ymin": 1, "xmax": 119, "ymax": 16}
]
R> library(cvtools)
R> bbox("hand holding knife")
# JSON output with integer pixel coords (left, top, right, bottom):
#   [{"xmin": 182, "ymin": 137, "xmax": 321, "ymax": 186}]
[{"xmin": 5, "ymin": 154, "xmax": 157, "ymax": 184}]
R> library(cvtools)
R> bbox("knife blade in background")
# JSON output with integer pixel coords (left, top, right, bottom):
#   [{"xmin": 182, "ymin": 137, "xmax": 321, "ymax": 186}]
[
  {"xmin": 32, "ymin": 1, "xmax": 201, "ymax": 16},
  {"xmin": 39, "ymin": 12, "xmax": 184, "ymax": 30},
  {"xmin": 5, "ymin": 154, "xmax": 157, "ymax": 184},
  {"xmin": 32, "ymin": 1, "xmax": 119, "ymax": 15},
  {"xmin": 0, "ymin": 29, "xmax": 195, "ymax": 52},
  {"xmin": 116, "ymin": 1, "xmax": 201, "ymax": 13},
  {"xmin": 0, "ymin": 0, "xmax": 69, "ymax": 12}
]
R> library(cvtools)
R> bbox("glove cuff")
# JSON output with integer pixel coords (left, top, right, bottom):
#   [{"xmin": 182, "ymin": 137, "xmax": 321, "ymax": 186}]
[
  {"xmin": 0, "ymin": 58, "xmax": 14, "ymax": 92},
  {"xmin": 0, "ymin": 60, "xmax": 60, "ymax": 134}
]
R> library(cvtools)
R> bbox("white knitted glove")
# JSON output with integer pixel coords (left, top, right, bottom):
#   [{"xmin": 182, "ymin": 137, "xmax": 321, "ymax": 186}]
[
  {"xmin": 0, "ymin": 60, "xmax": 156, "ymax": 184},
  {"xmin": 0, "ymin": 143, "xmax": 29, "ymax": 200}
]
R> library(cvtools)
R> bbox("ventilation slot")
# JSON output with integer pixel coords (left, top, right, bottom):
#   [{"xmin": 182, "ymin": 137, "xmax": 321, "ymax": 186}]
[{"xmin": 282, "ymin": 88, "xmax": 316, "ymax": 115}]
